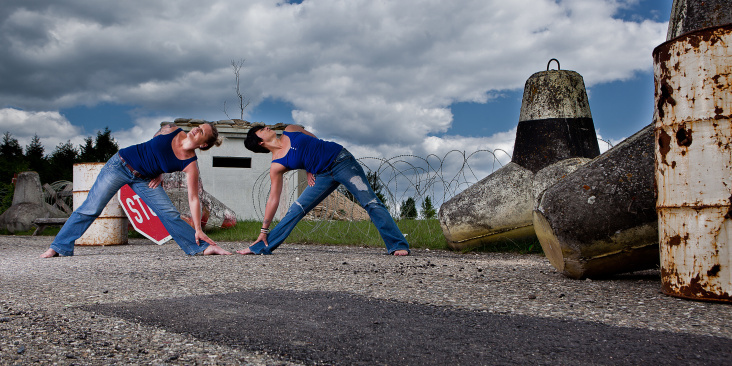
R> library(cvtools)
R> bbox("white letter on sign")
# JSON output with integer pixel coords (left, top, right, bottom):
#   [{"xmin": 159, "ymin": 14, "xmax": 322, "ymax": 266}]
[
  {"xmin": 126, "ymin": 197, "xmax": 143, "ymax": 223},
  {"xmin": 133, "ymin": 195, "xmax": 151, "ymax": 220}
]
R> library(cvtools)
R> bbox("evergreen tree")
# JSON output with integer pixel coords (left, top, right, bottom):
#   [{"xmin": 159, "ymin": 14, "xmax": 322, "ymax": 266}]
[
  {"xmin": 420, "ymin": 196, "xmax": 437, "ymax": 219},
  {"xmin": 0, "ymin": 132, "xmax": 28, "ymax": 183},
  {"xmin": 25, "ymin": 134, "xmax": 50, "ymax": 182},
  {"xmin": 400, "ymin": 197, "xmax": 417, "ymax": 219},
  {"xmin": 1, "ymin": 132, "xmax": 23, "ymax": 157},
  {"xmin": 78, "ymin": 136, "xmax": 95, "ymax": 162},
  {"xmin": 93, "ymin": 127, "xmax": 119, "ymax": 162},
  {"xmin": 49, "ymin": 141, "xmax": 78, "ymax": 182}
]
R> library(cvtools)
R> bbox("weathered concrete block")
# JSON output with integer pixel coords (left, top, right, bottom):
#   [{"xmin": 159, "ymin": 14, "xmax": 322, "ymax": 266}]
[
  {"xmin": 439, "ymin": 158, "xmax": 588, "ymax": 251},
  {"xmin": 163, "ymin": 171, "xmax": 237, "ymax": 229},
  {"xmin": 0, "ymin": 171, "xmax": 67, "ymax": 233},
  {"xmin": 533, "ymin": 124, "xmax": 659, "ymax": 279}
]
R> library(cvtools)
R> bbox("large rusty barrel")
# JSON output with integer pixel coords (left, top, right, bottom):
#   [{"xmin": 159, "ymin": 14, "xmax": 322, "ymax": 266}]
[
  {"xmin": 513, "ymin": 59, "xmax": 600, "ymax": 173},
  {"xmin": 73, "ymin": 163, "xmax": 128, "ymax": 246},
  {"xmin": 654, "ymin": 23, "xmax": 732, "ymax": 302},
  {"xmin": 439, "ymin": 60, "xmax": 598, "ymax": 251}
]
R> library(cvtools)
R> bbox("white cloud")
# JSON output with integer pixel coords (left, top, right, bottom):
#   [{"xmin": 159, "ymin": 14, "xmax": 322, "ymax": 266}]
[
  {"xmin": 0, "ymin": 108, "xmax": 84, "ymax": 151},
  {"xmin": 0, "ymin": 0, "xmax": 667, "ymax": 163},
  {"xmin": 111, "ymin": 116, "xmax": 173, "ymax": 150}
]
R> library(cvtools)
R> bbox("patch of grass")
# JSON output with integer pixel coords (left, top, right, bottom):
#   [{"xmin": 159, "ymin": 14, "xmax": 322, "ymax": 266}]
[
  {"xmin": 22, "ymin": 218, "xmax": 543, "ymax": 255},
  {"xmin": 202, "ymin": 219, "xmax": 448, "ymax": 250},
  {"xmin": 0, "ymin": 226, "xmax": 61, "ymax": 236}
]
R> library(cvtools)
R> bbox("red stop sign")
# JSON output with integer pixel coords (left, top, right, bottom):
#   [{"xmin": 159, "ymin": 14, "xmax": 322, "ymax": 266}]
[{"xmin": 117, "ymin": 184, "xmax": 172, "ymax": 244}]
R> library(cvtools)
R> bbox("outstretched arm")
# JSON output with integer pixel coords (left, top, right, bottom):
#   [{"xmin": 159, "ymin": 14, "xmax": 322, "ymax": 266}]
[
  {"xmin": 183, "ymin": 162, "xmax": 215, "ymax": 246},
  {"xmin": 257, "ymin": 164, "xmax": 287, "ymax": 246}
]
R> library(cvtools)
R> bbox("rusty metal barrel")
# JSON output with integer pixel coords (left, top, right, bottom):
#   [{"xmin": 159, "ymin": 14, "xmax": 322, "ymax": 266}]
[
  {"xmin": 512, "ymin": 59, "xmax": 600, "ymax": 173},
  {"xmin": 654, "ymin": 24, "xmax": 732, "ymax": 302},
  {"xmin": 73, "ymin": 163, "xmax": 128, "ymax": 246}
]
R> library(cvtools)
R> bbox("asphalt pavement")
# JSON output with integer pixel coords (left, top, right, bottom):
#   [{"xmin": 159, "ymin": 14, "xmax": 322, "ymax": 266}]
[{"xmin": 1, "ymin": 236, "xmax": 730, "ymax": 365}]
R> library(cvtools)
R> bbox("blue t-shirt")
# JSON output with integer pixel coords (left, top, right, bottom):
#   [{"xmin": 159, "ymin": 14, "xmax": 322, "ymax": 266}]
[
  {"xmin": 118, "ymin": 128, "xmax": 197, "ymax": 178},
  {"xmin": 272, "ymin": 131, "xmax": 343, "ymax": 174}
]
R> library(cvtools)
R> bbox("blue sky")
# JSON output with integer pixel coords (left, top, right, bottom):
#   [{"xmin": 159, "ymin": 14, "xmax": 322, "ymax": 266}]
[{"xmin": 1, "ymin": 0, "xmax": 671, "ymax": 167}]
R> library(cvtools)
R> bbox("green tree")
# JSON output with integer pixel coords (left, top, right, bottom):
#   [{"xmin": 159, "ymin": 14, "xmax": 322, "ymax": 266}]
[
  {"xmin": 49, "ymin": 141, "xmax": 78, "ymax": 182},
  {"xmin": 93, "ymin": 127, "xmax": 119, "ymax": 162},
  {"xmin": 78, "ymin": 136, "xmax": 95, "ymax": 162},
  {"xmin": 1, "ymin": 132, "xmax": 23, "ymax": 157},
  {"xmin": 25, "ymin": 134, "xmax": 50, "ymax": 182},
  {"xmin": 421, "ymin": 196, "xmax": 436, "ymax": 219},
  {"xmin": 0, "ymin": 132, "xmax": 28, "ymax": 183},
  {"xmin": 400, "ymin": 197, "xmax": 417, "ymax": 219}
]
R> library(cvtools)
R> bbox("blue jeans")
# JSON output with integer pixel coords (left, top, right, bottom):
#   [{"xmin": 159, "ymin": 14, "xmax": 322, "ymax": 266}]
[
  {"xmin": 50, "ymin": 153, "xmax": 208, "ymax": 256},
  {"xmin": 248, "ymin": 149, "xmax": 410, "ymax": 255}
]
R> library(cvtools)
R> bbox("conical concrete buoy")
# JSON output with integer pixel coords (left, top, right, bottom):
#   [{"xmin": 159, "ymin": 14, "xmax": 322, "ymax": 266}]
[
  {"xmin": 534, "ymin": 125, "xmax": 659, "ymax": 279},
  {"xmin": 513, "ymin": 59, "xmax": 600, "ymax": 173},
  {"xmin": 439, "ymin": 60, "xmax": 599, "ymax": 251},
  {"xmin": 0, "ymin": 171, "xmax": 67, "ymax": 233}
]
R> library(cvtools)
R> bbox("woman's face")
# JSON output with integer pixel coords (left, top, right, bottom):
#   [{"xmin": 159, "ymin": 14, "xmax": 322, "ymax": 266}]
[
  {"xmin": 255, "ymin": 126, "xmax": 276, "ymax": 141},
  {"xmin": 189, "ymin": 124, "xmax": 213, "ymax": 146}
]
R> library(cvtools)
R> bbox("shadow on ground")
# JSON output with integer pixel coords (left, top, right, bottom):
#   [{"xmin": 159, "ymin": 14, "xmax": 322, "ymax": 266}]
[{"xmin": 84, "ymin": 289, "xmax": 731, "ymax": 365}]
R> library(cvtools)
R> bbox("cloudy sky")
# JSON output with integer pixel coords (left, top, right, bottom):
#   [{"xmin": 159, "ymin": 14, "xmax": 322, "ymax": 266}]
[{"xmin": 1, "ymin": 0, "xmax": 670, "ymax": 166}]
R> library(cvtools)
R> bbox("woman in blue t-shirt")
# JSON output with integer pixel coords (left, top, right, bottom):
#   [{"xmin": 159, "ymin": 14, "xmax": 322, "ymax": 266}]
[
  {"xmin": 40, "ymin": 123, "xmax": 231, "ymax": 258},
  {"xmin": 237, "ymin": 124, "xmax": 409, "ymax": 256}
]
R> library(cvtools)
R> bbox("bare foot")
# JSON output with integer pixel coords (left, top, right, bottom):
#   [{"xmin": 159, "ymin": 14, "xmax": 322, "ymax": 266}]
[
  {"xmin": 393, "ymin": 250, "xmax": 409, "ymax": 256},
  {"xmin": 236, "ymin": 248, "xmax": 254, "ymax": 255},
  {"xmin": 203, "ymin": 245, "xmax": 232, "ymax": 255},
  {"xmin": 40, "ymin": 249, "xmax": 59, "ymax": 258}
]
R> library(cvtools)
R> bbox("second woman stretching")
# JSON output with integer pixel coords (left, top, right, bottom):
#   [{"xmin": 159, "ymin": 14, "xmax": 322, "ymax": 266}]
[{"xmin": 236, "ymin": 124, "xmax": 409, "ymax": 256}]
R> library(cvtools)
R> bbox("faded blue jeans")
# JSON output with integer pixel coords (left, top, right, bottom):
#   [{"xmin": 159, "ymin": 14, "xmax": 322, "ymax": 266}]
[
  {"xmin": 248, "ymin": 149, "xmax": 410, "ymax": 255},
  {"xmin": 50, "ymin": 153, "xmax": 208, "ymax": 256}
]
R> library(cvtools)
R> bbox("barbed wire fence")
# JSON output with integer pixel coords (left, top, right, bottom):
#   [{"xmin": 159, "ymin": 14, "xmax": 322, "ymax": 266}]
[
  {"xmin": 248, "ymin": 137, "xmax": 613, "ymax": 244},
  {"xmin": 249, "ymin": 148, "xmax": 513, "ymax": 244}
]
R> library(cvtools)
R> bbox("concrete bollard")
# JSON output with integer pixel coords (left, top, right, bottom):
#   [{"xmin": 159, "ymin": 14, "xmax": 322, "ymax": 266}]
[
  {"xmin": 513, "ymin": 59, "xmax": 600, "ymax": 173},
  {"xmin": 162, "ymin": 171, "xmax": 237, "ymax": 229},
  {"xmin": 440, "ymin": 158, "xmax": 589, "ymax": 251},
  {"xmin": 439, "ymin": 60, "xmax": 599, "ymax": 251},
  {"xmin": 533, "ymin": 125, "xmax": 659, "ymax": 279},
  {"xmin": 0, "ymin": 171, "xmax": 67, "ymax": 233}
]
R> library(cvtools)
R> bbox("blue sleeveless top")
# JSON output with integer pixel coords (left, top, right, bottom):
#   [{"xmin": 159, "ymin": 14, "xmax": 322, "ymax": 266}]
[
  {"xmin": 118, "ymin": 128, "xmax": 197, "ymax": 178},
  {"xmin": 272, "ymin": 131, "xmax": 343, "ymax": 174}
]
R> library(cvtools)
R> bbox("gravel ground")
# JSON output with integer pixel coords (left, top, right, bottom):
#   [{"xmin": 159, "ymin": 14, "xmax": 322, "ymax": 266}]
[{"xmin": 1, "ymin": 236, "xmax": 730, "ymax": 365}]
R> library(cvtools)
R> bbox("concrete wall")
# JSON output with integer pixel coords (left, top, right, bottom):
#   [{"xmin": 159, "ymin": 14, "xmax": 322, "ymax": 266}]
[{"xmin": 168, "ymin": 118, "xmax": 304, "ymax": 221}]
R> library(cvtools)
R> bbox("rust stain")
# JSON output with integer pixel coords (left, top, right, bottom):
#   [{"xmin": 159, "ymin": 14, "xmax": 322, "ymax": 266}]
[
  {"xmin": 656, "ymin": 82, "xmax": 675, "ymax": 120},
  {"xmin": 707, "ymin": 264, "xmax": 721, "ymax": 277},
  {"xmin": 658, "ymin": 129, "xmax": 672, "ymax": 165},
  {"xmin": 582, "ymin": 185, "xmax": 590, "ymax": 190},
  {"xmin": 714, "ymin": 106, "xmax": 726, "ymax": 120},
  {"xmin": 668, "ymin": 235, "xmax": 682, "ymax": 247},
  {"xmin": 678, "ymin": 274, "xmax": 732, "ymax": 302},
  {"xmin": 675, "ymin": 125, "xmax": 693, "ymax": 147}
]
